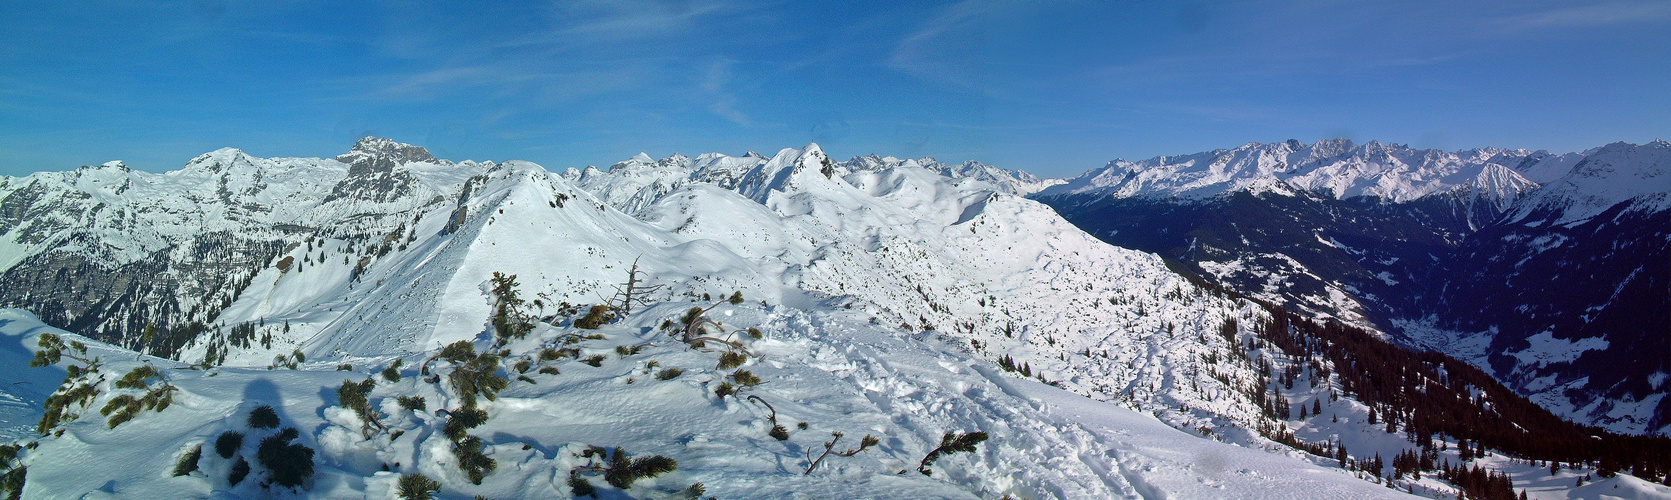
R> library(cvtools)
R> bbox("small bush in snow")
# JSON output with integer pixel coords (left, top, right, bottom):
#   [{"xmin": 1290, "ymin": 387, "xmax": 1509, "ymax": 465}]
[
  {"xmin": 717, "ymin": 351, "xmax": 746, "ymax": 370},
  {"xmin": 454, "ymin": 436, "xmax": 496, "ymax": 485},
  {"xmin": 227, "ymin": 457, "xmax": 250, "ymax": 486},
  {"xmin": 917, "ymin": 431, "xmax": 988, "ymax": 476},
  {"xmin": 443, "ymin": 408, "xmax": 489, "ymax": 441},
  {"xmin": 172, "ymin": 444, "xmax": 202, "ymax": 476},
  {"xmin": 731, "ymin": 370, "xmax": 762, "ymax": 387},
  {"xmin": 397, "ymin": 472, "xmax": 442, "ymax": 500},
  {"xmin": 256, "ymin": 427, "xmax": 314, "ymax": 489},
  {"xmin": 568, "ymin": 475, "xmax": 596, "ymax": 497},
  {"xmin": 215, "ymin": 431, "xmax": 244, "ymax": 458},
  {"xmin": 571, "ymin": 447, "xmax": 678, "ymax": 491},
  {"xmin": 656, "ymin": 368, "xmax": 683, "ymax": 380},
  {"xmin": 0, "ymin": 443, "xmax": 25, "ymax": 500},
  {"xmin": 574, "ymin": 305, "xmax": 614, "ymax": 330},
  {"xmin": 581, "ymin": 355, "xmax": 606, "ymax": 367},
  {"xmin": 437, "ymin": 341, "xmax": 508, "ymax": 408},
  {"xmin": 248, "ymin": 406, "xmax": 280, "ymax": 429},
  {"xmin": 382, "ymin": 360, "xmax": 403, "ymax": 382},
  {"xmin": 100, "ymin": 365, "xmax": 177, "ymax": 428},
  {"xmin": 397, "ymin": 396, "xmax": 426, "ymax": 412},
  {"xmin": 336, "ymin": 379, "xmax": 385, "ymax": 438}
]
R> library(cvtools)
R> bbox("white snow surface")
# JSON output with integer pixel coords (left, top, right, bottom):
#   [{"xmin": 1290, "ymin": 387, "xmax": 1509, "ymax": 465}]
[{"xmin": 0, "ymin": 303, "xmax": 1415, "ymax": 499}]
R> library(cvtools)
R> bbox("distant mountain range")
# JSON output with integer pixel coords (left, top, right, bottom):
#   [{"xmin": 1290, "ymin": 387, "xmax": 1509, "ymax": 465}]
[{"xmin": 1036, "ymin": 138, "xmax": 1669, "ymax": 435}]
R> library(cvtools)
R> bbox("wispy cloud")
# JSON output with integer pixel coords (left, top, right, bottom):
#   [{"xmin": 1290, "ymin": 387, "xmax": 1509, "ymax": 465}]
[
  {"xmin": 498, "ymin": 0, "xmax": 742, "ymax": 51},
  {"xmin": 1493, "ymin": 1, "xmax": 1671, "ymax": 31},
  {"xmin": 702, "ymin": 59, "xmax": 750, "ymax": 126},
  {"xmin": 888, "ymin": 0, "xmax": 994, "ymax": 93}
]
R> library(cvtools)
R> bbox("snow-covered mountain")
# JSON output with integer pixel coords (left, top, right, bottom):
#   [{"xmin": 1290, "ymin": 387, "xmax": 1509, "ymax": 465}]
[
  {"xmin": 1041, "ymin": 139, "xmax": 1545, "ymax": 208},
  {"xmin": 1035, "ymin": 139, "xmax": 1671, "ymax": 436},
  {"xmin": 1417, "ymin": 141, "xmax": 1670, "ymax": 435},
  {"xmin": 0, "ymin": 138, "xmax": 1663, "ymax": 498},
  {"xmin": 0, "ymin": 138, "xmax": 479, "ymax": 351},
  {"xmin": 562, "ymin": 150, "xmax": 1060, "ymax": 218}
]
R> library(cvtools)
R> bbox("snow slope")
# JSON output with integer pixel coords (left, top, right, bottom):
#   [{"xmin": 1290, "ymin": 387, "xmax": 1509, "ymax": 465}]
[{"xmin": 0, "ymin": 302, "xmax": 1417, "ymax": 499}]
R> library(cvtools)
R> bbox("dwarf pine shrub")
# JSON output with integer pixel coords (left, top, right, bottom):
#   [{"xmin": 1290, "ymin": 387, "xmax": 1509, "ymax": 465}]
[
  {"xmin": 397, "ymin": 472, "xmax": 442, "ymax": 500},
  {"xmin": 382, "ymin": 360, "xmax": 403, "ymax": 382},
  {"xmin": 717, "ymin": 351, "xmax": 746, "ymax": 370},
  {"xmin": 397, "ymin": 396, "xmax": 426, "ymax": 412},
  {"xmin": 336, "ymin": 379, "xmax": 383, "ymax": 437},
  {"xmin": 917, "ymin": 431, "xmax": 989, "ymax": 476},
  {"xmin": 568, "ymin": 475, "xmax": 596, "ymax": 497},
  {"xmin": 443, "ymin": 408, "xmax": 489, "ymax": 441},
  {"xmin": 575, "ymin": 305, "xmax": 613, "ymax": 329},
  {"xmin": 454, "ymin": 436, "xmax": 496, "ymax": 485},
  {"xmin": 439, "ymin": 342, "xmax": 508, "ymax": 408},
  {"xmin": 257, "ymin": 427, "xmax": 314, "ymax": 489},
  {"xmin": 216, "ymin": 431, "xmax": 244, "ymax": 458},
  {"xmin": 172, "ymin": 444, "xmax": 202, "ymax": 476},
  {"xmin": 604, "ymin": 450, "xmax": 677, "ymax": 489},
  {"xmin": 731, "ymin": 370, "xmax": 762, "ymax": 387},
  {"xmin": 227, "ymin": 457, "xmax": 250, "ymax": 486},
  {"xmin": 0, "ymin": 443, "xmax": 25, "ymax": 500},
  {"xmin": 248, "ymin": 405, "xmax": 281, "ymax": 429}
]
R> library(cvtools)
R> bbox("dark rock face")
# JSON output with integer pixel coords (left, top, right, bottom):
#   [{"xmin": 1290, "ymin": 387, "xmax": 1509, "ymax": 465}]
[
  {"xmin": 337, "ymin": 136, "xmax": 437, "ymax": 164},
  {"xmin": 0, "ymin": 233, "xmax": 283, "ymax": 355},
  {"xmin": 323, "ymin": 138, "xmax": 433, "ymax": 204}
]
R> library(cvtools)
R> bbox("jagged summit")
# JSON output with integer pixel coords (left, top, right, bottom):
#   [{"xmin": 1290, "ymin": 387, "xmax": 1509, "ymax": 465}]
[
  {"xmin": 323, "ymin": 137, "xmax": 439, "ymax": 204},
  {"xmin": 337, "ymin": 136, "xmax": 437, "ymax": 164},
  {"xmin": 1039, "ymin": 139, "xmax": 1567, "ymax": 205}
]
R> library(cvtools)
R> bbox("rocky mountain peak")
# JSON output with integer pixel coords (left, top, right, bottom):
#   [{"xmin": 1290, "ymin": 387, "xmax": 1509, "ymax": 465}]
[
  {"xmin": 323, "ymin": 137, "xmax": 429, "ymax": 204},
  {"xmin": 338, "ymin": 136, "xmax": 436, "ymax": 164}
]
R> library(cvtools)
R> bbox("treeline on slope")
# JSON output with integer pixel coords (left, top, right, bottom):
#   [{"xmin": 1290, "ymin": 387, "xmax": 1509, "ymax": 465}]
[{"xmin": 1162, "ymin": 259, "xmax": 1671, "ymax": 485}]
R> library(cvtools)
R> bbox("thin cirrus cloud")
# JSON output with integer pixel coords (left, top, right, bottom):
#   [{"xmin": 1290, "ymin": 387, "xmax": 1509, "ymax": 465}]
[{"xmin": 1492, "ymin": 1, "xmax": 1671, "ymax": 31}]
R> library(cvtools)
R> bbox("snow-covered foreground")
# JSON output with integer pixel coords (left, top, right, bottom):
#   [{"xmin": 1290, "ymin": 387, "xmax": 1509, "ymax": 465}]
[{"xmin": 1, "ymin": 307, "xmax": 1416, "ymax": 499}]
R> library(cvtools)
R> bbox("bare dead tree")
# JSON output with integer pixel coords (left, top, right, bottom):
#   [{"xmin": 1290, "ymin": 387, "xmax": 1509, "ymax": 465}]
[
  {"xmin": 608, "ymin": 256, "xmax": 665, "ymax": 316},
  {"xmin": 804, "ymin": 431, "xmax": 879, "ymax": 474}
]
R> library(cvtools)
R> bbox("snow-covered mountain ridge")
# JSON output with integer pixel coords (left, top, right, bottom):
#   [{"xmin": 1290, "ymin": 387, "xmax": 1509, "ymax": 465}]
[
  {"xmin": 1039, "ymin": 139, "xmax": 1568, "ymax": 208},
  {"xmin": 1035, "ymin": 139, "xmax": 1670, "ymax": 437},
  {"xmin": 1, "ymin": 138, "xmax": 1664, "ymax": 498}
]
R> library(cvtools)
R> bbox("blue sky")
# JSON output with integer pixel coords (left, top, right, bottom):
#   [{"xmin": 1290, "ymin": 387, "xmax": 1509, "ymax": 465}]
[{"xmin": 2, "ymin": 1, "xmax": 1668, "ymax": 178}]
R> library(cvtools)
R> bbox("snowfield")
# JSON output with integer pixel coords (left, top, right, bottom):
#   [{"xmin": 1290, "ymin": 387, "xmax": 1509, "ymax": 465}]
[{"xmin": 0, "ymin": 306, "xmax": 1415, "ymax": 499}]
